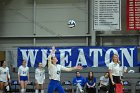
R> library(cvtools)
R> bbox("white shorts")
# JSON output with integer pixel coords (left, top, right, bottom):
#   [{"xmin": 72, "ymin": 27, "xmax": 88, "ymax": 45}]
[{"xmin": 36, "ymin": 79, "xmax": 45, "ymax": 84}]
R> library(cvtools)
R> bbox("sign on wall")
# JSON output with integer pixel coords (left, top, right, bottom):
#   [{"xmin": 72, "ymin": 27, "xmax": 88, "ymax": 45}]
[
  {"xmin": 93, "ymin": 0, "xmax": 121, "ymax": 31},
  {"xmin": 127, "ymin": 0, "xmax": 140, "ymax": 30},
  {"xmin": 17, "ymin": 46, "xmax": 138, "ymax": 67}
]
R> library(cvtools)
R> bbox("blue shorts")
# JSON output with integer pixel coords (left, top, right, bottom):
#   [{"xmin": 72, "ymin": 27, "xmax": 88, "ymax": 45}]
[
  {"xmin": 47, "ymin": 79, "xmax": 65, "ymax": 93},
  {"xmin": 20, "ymin": 76, "xmax": 28, "ymax": 81}
]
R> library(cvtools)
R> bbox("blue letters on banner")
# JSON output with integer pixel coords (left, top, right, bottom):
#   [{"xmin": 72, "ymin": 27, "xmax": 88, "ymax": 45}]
[{"xmin": 17, "ymin": 46, "xmax": 138, "ymax": 67}]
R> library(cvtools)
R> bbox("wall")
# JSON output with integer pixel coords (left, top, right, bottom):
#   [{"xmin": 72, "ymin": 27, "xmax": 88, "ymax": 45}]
[
  {"xmin": 0, "ymin": 0, "xmax": 89, "ymax": 48},
  {"xmin": 96, "ymin": 0, "xmax": 140, "ymax": 46},
  {"xmin": 0, "ymin": 51, "xmax": 5, "ymax": 61},
  {"xmin": 0, "ymin": 0, "xmax": 140, "ymax": 62}
]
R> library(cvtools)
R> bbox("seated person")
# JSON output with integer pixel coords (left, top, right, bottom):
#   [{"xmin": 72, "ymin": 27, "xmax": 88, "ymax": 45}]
[
  {"xmin": 72, "ymin": 71, "xmax": 85, "ymax": 93},
  {"xmin": 99, "ymin": 72, "xmax": 109, "ymax": 93},
  {"xmin": 0, "ymin": 61, "xmax": 10, "ymax": 92},
  {"xmin": 85, "ymin": 71, "xmax": 96, "ymax": 93}
]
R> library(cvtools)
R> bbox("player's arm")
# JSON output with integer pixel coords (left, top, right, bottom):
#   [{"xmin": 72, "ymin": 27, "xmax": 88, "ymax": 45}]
[
  {"xmin": 108, "ymin": 64, "xmax": 115, "ymax": 85},
  {"xmin": 0, "ymin": 68, "xmax": 1, "ymax": 74},
  {"xmin": 35, "ymin": 69, "xmax": 37, "ymax": 80},
  {"xmin": 18, "ymin": 67, "xmax": 21, "ymax": 83},
  {"xmin": 47, "ymin": 55, "xmax": 53, "ymax": 67},
  {"xmin": 7, "ymin": 67, "xmax": 10, "ymax": 81},
  {"xmin": 109, "ymin": 70, "xmax": 114, "ymax": 85},
  {"xmin": 43, "ymin": 69, "xmax": 45, "ymax": 80},
  {"xmin": 91, "ymin": 78, "xmax": 96, "ymax": 87},
  {"xmin": 47, "ymin": 46, "xmax": 56, "ymax": 67},
  {"xmin": 99, "ymin": 76, "xmax": 104, "ymax": 86},
  {"xmin": 27, "ymin": 68, "xmax": 30, "ymax": 82},
  {"xmin": 61, "ymin": 65, "xmax": 82, "ymax": 72}
]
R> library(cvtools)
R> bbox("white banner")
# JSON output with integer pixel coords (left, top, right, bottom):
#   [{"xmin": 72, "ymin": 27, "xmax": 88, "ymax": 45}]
[{"xmin": 93, "ymin": 0, "xmax": 121, "ymax": 31}]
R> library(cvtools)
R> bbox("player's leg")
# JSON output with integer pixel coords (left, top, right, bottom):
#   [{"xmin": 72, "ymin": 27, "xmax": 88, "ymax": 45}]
[
  {"xmin": 76, "ymin": 83, "xmax": 83, "ymax": 92},
  {"xmin": 47, "ymin": 84, "xmax": 56, "ymax": 93},
  {"xmin": 24, "ymin": 76, "xmax": 28, "ymax": 92},
  {"xmin": 35, "ymin": 80, "xmax": 39, "ymax": 93},
  {"xmin": 24, "ymin": 81, "xmax": 28, "ymax": 92},
  {"xmin": 0, "ymin": 82, "xmax": 2, "ymax": 90},
  {"xmin": 76, "ymin": 87, "xmax": 80, "ymax": 93},
  {"xmin": 40, "ymin": 84, "xmax": 44, "ymax": 93},
  {"xmin": 56, "ymin": 82, "xmax": 65, "ymax": 93},
  {"xmin": 0, "ymin": 82, "xmax": 4, "ymax": 92},
  {"xmin": 20, "ymin": 76, "xmax": 26, "ymax": 93},
  {"xmin": 20, "ymin": 81, "xmax": 25, "ymax": 93},
  {"xmin": 89, "ymin": 88, "xmax": 96, "ymax": 93},
  {"xmin": 47, "ymin": 80, "xmax": 57, "ymax": 93},
  {"xmin": 4, "ymin": 82, "xmax": 9, "ymax": 92}
]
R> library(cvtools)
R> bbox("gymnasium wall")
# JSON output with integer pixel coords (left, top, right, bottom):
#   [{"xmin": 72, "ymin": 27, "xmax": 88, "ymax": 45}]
[
  {"xmin": 0, "ymin": 0, "xmax": 140, "ymax": 63},
  {"xmin": 0, "ymin": 0, "xmax": 88, "ymax": 48}
]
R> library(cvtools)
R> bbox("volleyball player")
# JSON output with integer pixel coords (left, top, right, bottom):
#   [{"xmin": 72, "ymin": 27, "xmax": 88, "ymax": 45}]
[
  {"xmin": 35, "ymin": 62, "xmax": 45, "ymax": 93},
  {"xmin": 108, "ymin": 54, "xmax": 122, "ymax": 93},
  {"xmin": 18, "ymin": 60, "xmax": 29, "ymax": 93},
  {"xmin": 0, "ymin": 60, "xmax": 10, "ymax": 92},
  {"xmin": 47, "ymin": 46, "xmax": 83, "ymax": 93}
]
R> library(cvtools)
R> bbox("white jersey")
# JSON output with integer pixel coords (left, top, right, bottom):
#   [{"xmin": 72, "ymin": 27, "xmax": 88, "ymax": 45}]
[
  {"xmin": 35, "ymin": 68, "xmax": 45, "ymax": 84},
  {"xmin": 108, "ymin": 62, "xmax": 120, "ymax": 76},
  {"xmin": 100, "ymin": 76, "xmax": 109, "ymax": 86},
  {"xmin": 48, "ymin": 55, "xmax": 74, "ymax": 81},
  {"xmin": 18, "ymin": 66, "xmax": 29, "ymax": 76},
  {"xmin": 0, "ymin": 67, "xmax": 10, "ymax": 82}
]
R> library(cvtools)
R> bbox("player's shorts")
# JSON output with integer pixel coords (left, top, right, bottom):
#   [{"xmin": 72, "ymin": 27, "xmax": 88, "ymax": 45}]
[
  {"xmin": 0, "ymin": 81, "xmax": 7, "ymax": 83},
  {"xmin": 36, "ymin": 79, "xmax": 45, "ymax": 84},
  {"xmin": 20, "ymin": 76, "xmax": 28, "ymax": 81},
  {"xmin": 0, "ymin": 81, "xmax": 5, "ymax": 89}
]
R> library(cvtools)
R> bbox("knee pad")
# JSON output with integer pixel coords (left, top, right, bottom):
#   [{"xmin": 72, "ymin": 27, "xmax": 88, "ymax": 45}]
[
  {"xmin": 21, "ymin": 89, "xmax": 24, "ymax": 93},
  {"xmin": 41, "ymin": 90, "xmax": 44, "ymax": 93},
  {"xmin": 6, "ymin": 86, "xmax": 10, "ymax": 91},
  {"xmin": 35, "ymin": 89, "xmax": 39, "ymax": 93},
  {"xmin": 24, "ymin": 89, "xmax": 26, "ymax": 92}
]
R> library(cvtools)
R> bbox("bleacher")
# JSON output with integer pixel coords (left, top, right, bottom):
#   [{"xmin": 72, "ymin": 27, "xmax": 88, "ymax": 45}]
[{"xmin": 10, "ymin": 67, "xmax": 140, "ymax": 93}]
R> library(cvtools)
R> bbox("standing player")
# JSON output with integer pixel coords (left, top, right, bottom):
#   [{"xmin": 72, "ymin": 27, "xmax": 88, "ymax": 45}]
[
  {"xmin": 18, "ymin": 60, "xmax": 29, "ymax": 93},
  {"xmin": 0, "ymin": 60, "xmax": 10, "ymax": 92},
  {"xmin": 35, "ymin": 62, "xmax": 45, "ymax": 93},
  {"xmin": 108, "ymin": 54, "xmax": 122, "ymax": 93},
  {"xmin": 47, "ymin": 46, "xmax": 83, "ymax": 93}
]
